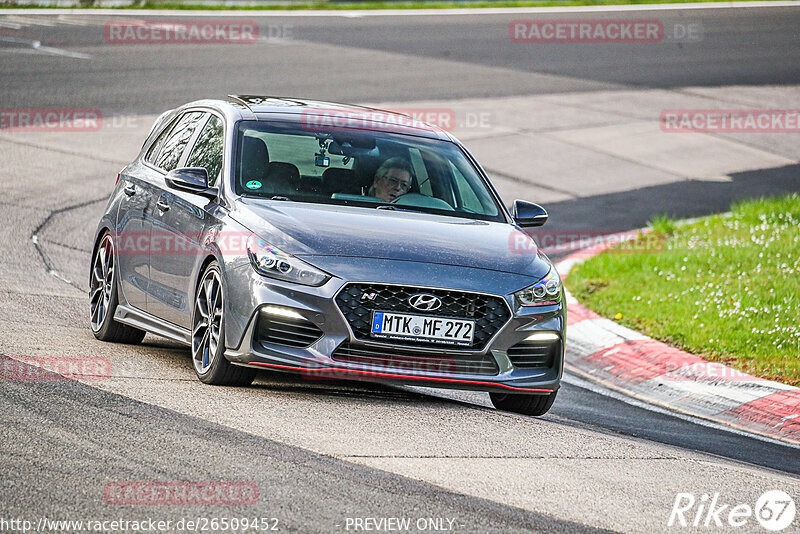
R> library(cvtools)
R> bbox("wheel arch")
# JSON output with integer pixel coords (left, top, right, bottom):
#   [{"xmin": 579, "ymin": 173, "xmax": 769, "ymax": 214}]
[
  {"xmin": 195, "ymin": 254, "xmax": 219, "ymax": 288},
  {"xmin": 192, "ymin": 251, "xmax": 226, "ymax": 305}
]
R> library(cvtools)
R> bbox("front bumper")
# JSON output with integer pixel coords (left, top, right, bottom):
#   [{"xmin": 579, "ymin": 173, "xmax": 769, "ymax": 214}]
[{"xmin": 223, "ymin": 261, "xmax": 565, "ymax": 394}]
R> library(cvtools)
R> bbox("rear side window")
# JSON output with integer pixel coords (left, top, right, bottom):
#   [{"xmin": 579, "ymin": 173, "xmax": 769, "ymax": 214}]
[
  {"xmin": 152, "ymin": 111, "xmax": 205, "ymax": 172},
  {"xmin": 186, "ymin": 115, "xmax": 224, "ymax": 186},
  {"xmin": 145, "ymin": 117, "xmax": 178, "ymax": 164}
]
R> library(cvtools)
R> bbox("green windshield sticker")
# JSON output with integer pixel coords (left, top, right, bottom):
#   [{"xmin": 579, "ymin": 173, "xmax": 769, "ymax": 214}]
[{"xmin": 245, "ymin": 180, "xmax": 262, "ymax": 190}]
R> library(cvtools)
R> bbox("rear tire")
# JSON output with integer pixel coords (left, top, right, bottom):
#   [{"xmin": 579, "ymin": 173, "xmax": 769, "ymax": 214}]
[
  {"xmin": 90, "ymin": 233, "xmax": 146, "ymax": 345},
  {"xmin": 191, "ymin": 261, "xmax": 256, "ymax": 386},
  {"xmin": 490, "ymin": 390, "xmax": 557, "ymax": 416}
]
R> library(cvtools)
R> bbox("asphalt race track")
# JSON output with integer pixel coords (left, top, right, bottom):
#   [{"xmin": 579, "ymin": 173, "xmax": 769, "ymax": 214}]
[
  {"xmin": 1, "ymin": 5, "xmax": 799, "ymax": 533},
  {"xmin": 1, "ymin": 7, "xmax": 800, "ymax": 111}
]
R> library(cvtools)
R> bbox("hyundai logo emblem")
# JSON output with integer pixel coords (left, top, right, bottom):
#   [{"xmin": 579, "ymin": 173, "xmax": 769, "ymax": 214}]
[{"xmin": 408, "ymin": 293, "xmax": 442, "ymax": 311}]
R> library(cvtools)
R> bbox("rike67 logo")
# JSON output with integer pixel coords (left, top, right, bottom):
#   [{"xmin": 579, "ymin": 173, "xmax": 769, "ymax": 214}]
[{"xmin": 668, "ymin": 490, "xmax": 796, "ymax": 531}]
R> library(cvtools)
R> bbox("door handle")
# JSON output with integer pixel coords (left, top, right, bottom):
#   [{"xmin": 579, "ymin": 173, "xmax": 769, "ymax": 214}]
[
  {"xmin": 156, "ymin": 200, "xmax": 170, "ymax": 212},
  {"xmin": 124, "ymin": 184, "xmax": 136, "ymax": 197}
]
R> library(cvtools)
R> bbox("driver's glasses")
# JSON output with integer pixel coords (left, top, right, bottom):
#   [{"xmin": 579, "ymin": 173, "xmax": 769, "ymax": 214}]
[{"xmin": 383, "ymin": 176, "xmax": 412, "ymax": 192}]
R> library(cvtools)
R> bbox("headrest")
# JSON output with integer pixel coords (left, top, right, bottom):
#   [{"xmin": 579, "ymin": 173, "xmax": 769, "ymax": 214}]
[
  {"xmin": 240, "ymin": 137, "xmax": 270, "ymax": 182},
  {"xmin": 268, "ymin": 162, "xmax": 300, "ymax": 185}
]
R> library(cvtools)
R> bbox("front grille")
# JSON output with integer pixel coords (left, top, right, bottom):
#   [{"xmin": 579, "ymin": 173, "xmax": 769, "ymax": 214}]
[
  {"xmin": 334, "ymin": 283, "xmax": 511, "ymax": 350},
  {"xmin": 255, "ymin": 314, "xmax": 323, "ymax": 348},
  {"xmin": 332, "ymin": 342, "xmax": 499, "ymax": 376},
  {"xmin": 507, "ymin": 340, "xmax": 560, "ymax": 368}
]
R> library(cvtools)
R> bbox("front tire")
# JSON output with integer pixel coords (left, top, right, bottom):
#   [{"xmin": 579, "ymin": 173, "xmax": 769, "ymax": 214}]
[
  {"xmin": 90, "ymin": 233, "xmax": 146, "ymax": 344},
  {"xmin": 490, "ymin": 390, "xmax": 557, "ymax": 416},
  {"xmin": 191, "ymin": 261, "xmax": 256, "ymax": 386}
]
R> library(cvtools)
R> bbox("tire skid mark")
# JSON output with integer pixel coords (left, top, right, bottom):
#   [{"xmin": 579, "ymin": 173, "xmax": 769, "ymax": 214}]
[{"xmin": 31, "ymin": 196, "xmax": 107, "ymax": 292}]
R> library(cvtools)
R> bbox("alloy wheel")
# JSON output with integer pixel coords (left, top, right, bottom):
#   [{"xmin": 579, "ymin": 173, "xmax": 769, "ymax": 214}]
[
  {"xmin": 90, "ymin": 234, "xmax": 115, "ymax": 332},
  {"xmin": 192, "ymin": 268, "xmax": 224, "ymax": 375}
]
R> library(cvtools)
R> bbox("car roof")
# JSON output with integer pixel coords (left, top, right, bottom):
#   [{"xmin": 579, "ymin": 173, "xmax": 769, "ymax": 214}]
[{"xmin": 179, "ymin": 95, "xmax": 454, "ymax": 141}]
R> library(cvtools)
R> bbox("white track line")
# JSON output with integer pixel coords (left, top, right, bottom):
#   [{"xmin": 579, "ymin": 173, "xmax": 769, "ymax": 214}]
[
  {"xmin": 0, "ymin": 36, "xmax": 91, "ymax": 59},
  {"xmin": 56, "ymin": 15, "xmax": 99, "ymax": 25},
  {"xmin": 5, "ymin": 15, "xmax": 57, "ymax": 25},
  {"xmin": 1, "ymin": 1, "xmax": 799, "ymax": 17},
  {"xmin": 34, "ymin": 42, "xmax": 92, "ymax": 59}
]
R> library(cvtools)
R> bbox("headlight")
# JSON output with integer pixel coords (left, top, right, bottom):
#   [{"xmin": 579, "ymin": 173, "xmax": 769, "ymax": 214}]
[
  {"xmin": 246, "ymin": 235, "xmax": 330, "ymax": 287},
  {"xmin": 514, "ymin": 269, "xmax": 562, "ymax": 307}
]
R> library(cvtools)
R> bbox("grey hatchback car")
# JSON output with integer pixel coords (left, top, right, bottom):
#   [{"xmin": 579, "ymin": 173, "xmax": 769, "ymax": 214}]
[{"xmin": 90, "ymin": 96, "xmax": 565, "ymax": 416}]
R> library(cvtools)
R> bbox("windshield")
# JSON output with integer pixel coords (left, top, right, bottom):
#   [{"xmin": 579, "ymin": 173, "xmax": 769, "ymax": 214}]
[{"xmin": 234, "ymin": 120, "xmax": 505, "ymax": 222}]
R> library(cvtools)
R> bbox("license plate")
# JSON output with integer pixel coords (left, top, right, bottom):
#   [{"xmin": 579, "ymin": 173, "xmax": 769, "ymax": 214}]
[{"xmin": 370, "ymin": 311, "xmax": 474, "ymax": 346}]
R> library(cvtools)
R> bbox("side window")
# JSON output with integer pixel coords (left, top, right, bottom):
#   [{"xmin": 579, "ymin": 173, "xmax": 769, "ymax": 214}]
[
  {"xmin": 153, "ymin": 112, "xmax": 205, "ymax": 172},
  {"xmin": 185, "ymin": 115, "xmax": 224, "ymax": 186},
  {"xmin": 145, "ymin": 117, "xmax": 178, "ymax": 165}
]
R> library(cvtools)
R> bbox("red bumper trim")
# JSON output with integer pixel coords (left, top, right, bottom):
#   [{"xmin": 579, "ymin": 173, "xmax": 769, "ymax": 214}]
[{"xmin": 247, "ymin": 361, "xmax": 554, "ymax": 393}]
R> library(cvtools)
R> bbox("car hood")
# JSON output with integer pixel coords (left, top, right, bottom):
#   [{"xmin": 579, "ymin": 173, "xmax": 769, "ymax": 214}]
[{"xmin": 232, "ymin": 199, "xmax": 549, "ymax": 278}]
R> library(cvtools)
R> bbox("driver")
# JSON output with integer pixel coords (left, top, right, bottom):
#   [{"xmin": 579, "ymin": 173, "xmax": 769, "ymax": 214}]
[{"xmin": 368, "ymin": 157, "xmax": 414, "ymax": 203}]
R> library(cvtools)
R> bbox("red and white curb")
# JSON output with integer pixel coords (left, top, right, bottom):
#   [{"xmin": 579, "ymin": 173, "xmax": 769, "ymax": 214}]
[{"xmin": 555, "ymin": 233, "xmax": 800, "ymax": 447}]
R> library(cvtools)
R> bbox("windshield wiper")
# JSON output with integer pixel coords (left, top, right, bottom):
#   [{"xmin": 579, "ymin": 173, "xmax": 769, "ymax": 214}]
[
  {"xmin": 375, "ymin": 204, "xmax": 422, "ymax": 213},
  {"xmin": 270, "ymin": 196, "xmax": 291, "ymax": 201},
  {"xmin": 375, "ymin": 204, "xmax": 429, "ymax": 214}
]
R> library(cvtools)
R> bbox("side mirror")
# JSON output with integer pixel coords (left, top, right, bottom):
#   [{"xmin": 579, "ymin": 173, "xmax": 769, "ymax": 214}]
[
  {"xmin": 513, "ymin": 200, "xmax": 548, "ymax": 228},
  {"xmin": 165, "ymin": 167, "xmax": 216, "ymax": 198}
]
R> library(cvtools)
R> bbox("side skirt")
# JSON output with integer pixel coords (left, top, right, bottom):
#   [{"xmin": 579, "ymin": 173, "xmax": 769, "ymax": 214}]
[{"xmin": 115, "ymin": 304, "xmax": 192, "ymax": 346}]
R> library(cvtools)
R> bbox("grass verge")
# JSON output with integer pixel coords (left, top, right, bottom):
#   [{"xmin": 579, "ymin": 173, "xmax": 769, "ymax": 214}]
[
  {"xmin": 565, "ymin": 194, "xmax": 800, "ymax": 386},
  {"xmin": 0, "ymin": 0, "xmax": 788, "ymax": 10}
]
